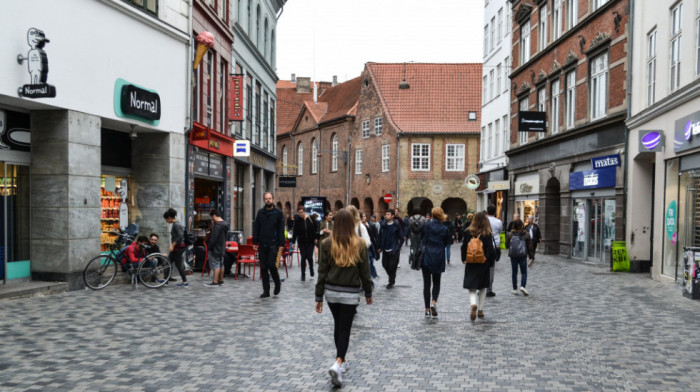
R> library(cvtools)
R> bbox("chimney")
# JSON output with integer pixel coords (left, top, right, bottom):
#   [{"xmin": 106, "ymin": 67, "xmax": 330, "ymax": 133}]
[
  {"xmin": 296, "ymin": 77, "xmax": 311, "ymax": 93},
  {"xmin": 313, "ymin": 82, "xmax": 318, "ymax": 103},
  {"xmin": 332, "ymin": 75, "xmax": 338, "ymax": 86},
  {"xmin": 291, "ymin": 73, "xmax": 296, "ymax": 83}
]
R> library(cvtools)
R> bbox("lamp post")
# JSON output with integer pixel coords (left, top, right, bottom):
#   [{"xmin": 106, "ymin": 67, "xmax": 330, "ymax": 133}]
[{"xmin": 399, "ymin": 62, "xmax": 410, "ymax": 90}]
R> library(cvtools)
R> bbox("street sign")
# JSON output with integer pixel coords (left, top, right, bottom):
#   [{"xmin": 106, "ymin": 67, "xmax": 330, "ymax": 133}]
[
  {"xmin": 383, "ymin": 193, "xmax": 392, "ymax": 204},
  {"xmin": 233, "ymin": 140, "xmax": 250, "ymax": 157}
]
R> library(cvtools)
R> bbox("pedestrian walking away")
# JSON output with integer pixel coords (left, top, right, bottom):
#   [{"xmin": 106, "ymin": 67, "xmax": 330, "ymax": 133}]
[
  {"xmin": 408, "ymin": 208, "xmax": 426, "ymax": 266},
  {"xmin": 443, "ymin": 216, "xmax": 455, "ymax": 264},
  {"xmin": 315, "ymin": 208, "xmax": 373, "ymax": 388},
  {"xmin": 506, "ymin": 219, "xmax": 535, "ymax": 296},
  {"xmin": 292, "ymin": 204, "xmax": 319, "ymax": 281},
  {"xmin": 525, "ymin": 216, "xmax": 542, "ymax": 254},
  {"xmin": 486, "ymin": 204, "xmax": 503, "ymax": 297},
  {"xmin": 378, "ymin": 209, "xmax": 404, "ymax": 288},
  {"xmin": 204, "ymin": 209, "xmax": 228, "ymax": 287},
  {"xmin": 419, "ymin": 207, "xmax": 451, "ymax": 318},
  {"xmin": 360, "ymin": 211, "xmax": 380, "ymax": 281},
  {"xmin": 461, "ymin": 211, "xmax": 497, "ymax": 321},
  {"xmin": 252, "ymin": 192, "xmax": 285, "ymax": 298},
  {"xmin": 454, "ymin": 213, "xmax": 464, "ymax": 242},
  {"xmin": 163, "ymin": 208, "xmax": 189, "ymax": 288}
]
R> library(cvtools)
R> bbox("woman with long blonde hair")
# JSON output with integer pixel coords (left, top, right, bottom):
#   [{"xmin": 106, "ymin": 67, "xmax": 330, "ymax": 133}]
[
  {"xmin": 346, "ymin": 205, "xmax": 372, "ymax": 248},
  {"xmin": 461, "ymin": 211, "xmax": 496, "ymax": 321},
  {"xmin": 315, "ymin": 208, "xmax": 373, "ymax": 387}
]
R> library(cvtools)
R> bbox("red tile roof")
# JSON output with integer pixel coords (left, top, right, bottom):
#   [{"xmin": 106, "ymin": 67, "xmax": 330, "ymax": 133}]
[
  {"xmin": 276, "ymin": 87, "xmax": 314, "ymax": 135},
  {"xmin": 365, "ymin": 63, "xmax": 483, "ymax": 134}
]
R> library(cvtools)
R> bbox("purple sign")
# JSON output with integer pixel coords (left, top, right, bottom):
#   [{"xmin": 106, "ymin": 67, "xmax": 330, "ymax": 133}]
[
  {"xmin": 675, "ymin": 111, "xmax": 700, "ymax": 152},
  {"xmin": 640, "ymin": 131, "xmax": 664, "ymax": 152}
]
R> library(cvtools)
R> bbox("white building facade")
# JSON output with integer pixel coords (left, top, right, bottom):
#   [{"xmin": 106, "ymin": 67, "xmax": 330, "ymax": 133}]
[
  {"xmin": 478, "ymin": 0, "xmax": 512, "ymax": 221},
  {"xmin": 0, "ymin": 0, "xmax": 190, "ymax": 289},
  {"xmin": 626, "ymin": 0, "xmax": 700, "ymax": 282}
]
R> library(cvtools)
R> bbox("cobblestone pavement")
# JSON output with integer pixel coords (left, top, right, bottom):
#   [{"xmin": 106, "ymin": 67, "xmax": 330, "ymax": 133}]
[{"xmin": 2, "ymin": 244, "xmax": 700, "ymax": 391}]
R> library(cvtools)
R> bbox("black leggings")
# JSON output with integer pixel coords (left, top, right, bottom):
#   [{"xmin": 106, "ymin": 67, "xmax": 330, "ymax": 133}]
[
  {"xmin": 421, "ymin": 267, "xmax": 441, "ymax": 309},
  {"xmin": 299, "ymin": 242, "xmax": 315, "ymax": 276},
  {"xmin": 327, "ymin": 302, "xmax": 358, "ymax": 361},
  {"xmin": 169, "ymin": 247, "xmax": 187, "ymax": 282}
]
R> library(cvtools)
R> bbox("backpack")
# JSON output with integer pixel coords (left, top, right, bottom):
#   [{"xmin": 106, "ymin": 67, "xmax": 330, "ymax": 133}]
[
  {"xmin": 410, "ymin": 216, "xmax": 424, "ymax": 235},
  {"xmin": 466, "ymin": 234, "xmax": 486, "ymax": 264},
  {"xmin": 184, "ymin": 230, "xmax": 196, "ymax": 246},
  {"xmin": 508, "ymin": 233, "xmax": 527, "ymax": 258}
]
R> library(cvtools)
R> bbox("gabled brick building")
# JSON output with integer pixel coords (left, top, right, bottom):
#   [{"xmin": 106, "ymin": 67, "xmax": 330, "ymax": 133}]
[
  {"xmin": 351, "ymin": 63, "xmax": 482, "ymax": 218},
  {"xmin": 507, "ymin": 0, "xmax": 628, "ymax": 262}
]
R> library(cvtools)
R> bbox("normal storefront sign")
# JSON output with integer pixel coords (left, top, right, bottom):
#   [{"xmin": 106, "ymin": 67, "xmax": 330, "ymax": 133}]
[
  {"xmin": 114, "ymin": 78, "xmax": 161, "ymax": 125},
  {"xmin": 569, "ymin": 167, "xmax": 616, "ymax": 190}
]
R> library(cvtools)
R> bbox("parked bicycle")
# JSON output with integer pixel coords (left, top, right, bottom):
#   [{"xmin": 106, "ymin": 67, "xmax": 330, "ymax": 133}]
[{"xmin": 83, "ymin": 230, "xmax": 172, "ymax": 290}]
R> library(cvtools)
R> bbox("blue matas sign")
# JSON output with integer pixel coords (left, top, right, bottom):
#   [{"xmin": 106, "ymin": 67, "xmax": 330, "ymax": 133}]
[
  {"xmin": 570, "ymin": 167, "xmax": 616, "ymax": 190},
  {"xmin": 591, "ymin": 154, "xmax": 620, "ymax": 169}
]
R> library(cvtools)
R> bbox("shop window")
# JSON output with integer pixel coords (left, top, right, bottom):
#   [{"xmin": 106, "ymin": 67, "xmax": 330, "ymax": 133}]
[
  {"xmin": 100, "ymin": 175, "xmax": 130, "ymax": 251},
  {"xmin": 0, "ymin": 163, "xmax": 31, "ymax": 282}
]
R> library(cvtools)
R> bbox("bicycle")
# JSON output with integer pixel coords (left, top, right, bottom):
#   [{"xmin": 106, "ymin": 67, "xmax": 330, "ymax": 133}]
[{"xmin": 83, "ymin": 231, "xmax": 172, "ymax": 290}]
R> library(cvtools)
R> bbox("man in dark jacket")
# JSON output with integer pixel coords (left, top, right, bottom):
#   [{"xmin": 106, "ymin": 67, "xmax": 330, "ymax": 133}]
[
  {"xmin": 205, "ymin": 210, "xmax": 228, "ymax": 287},
  {"xmin": 292, "ymin": 204, "xmax": 319, "ymax": 281},
  {"xmin": 378, "ymin": 209, "xmax": 404, "ymax": 288},
  {"xmin": 525, "ymin": 216, "xmax": 542, "ymax": 253},
  {"xmin": 253, "ymin": 192, "xmax": 285, "ymax": 298}
]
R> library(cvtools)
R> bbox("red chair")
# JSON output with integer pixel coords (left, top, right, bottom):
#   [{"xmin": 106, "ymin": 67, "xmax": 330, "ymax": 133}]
[
  {"xmin": 277, "ymin": 245, "xmax": 289, "ymax": 278},
  {"xmin": 236, "ymin": 244, "xmax": 258, "ymax": 281},
  {"xmin": 199, "ymin": 243, "xmax": 209, "ymax": 277},
  {"xmin": 287, "ymin": 241, "xmax": 300, "ymax": 267}
]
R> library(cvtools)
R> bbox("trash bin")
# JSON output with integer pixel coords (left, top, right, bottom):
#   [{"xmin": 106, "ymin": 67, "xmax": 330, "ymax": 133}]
[{"xmin": 682, "ymin": 247, "xmax": 700, "ymax": 300}]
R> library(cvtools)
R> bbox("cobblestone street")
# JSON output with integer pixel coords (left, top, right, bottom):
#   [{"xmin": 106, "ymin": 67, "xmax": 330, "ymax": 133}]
[{"xmin": 2, "ymin": 245, "xmax": 699, "ymax": 391}]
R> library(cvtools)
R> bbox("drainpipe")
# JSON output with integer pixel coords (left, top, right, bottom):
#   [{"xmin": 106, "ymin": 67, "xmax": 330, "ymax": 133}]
[
  {"xmin": 184, "ymin": 0, "xmax": 194, "ymax": 231},
  {"xmin": 291, "ymin": 133, "xmax": 296, "ymax": 208},
  {"xmin": 396, "ymin": 133, "xmax": 400, "ymax": 210},
  {"xmin": 346, "ymin": 135, "xmax": 352, "ymax": 206},
  {"xmin": 624, "ymin": 0, "xmax": 634, "ymax": 249},
  {"xmin": 318, "ymin": 126, "xmax": 322, "ymax": 197}
]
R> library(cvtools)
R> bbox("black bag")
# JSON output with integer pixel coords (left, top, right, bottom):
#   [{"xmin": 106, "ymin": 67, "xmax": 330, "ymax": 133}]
[
  {"xmin": 410, "ymin": 216, "xmax": 424, "ymax": 235},
  {"xmin": 184, "ymin": 231, "xmax": 196, "ymax": 246},
  {"xmin": 411, "ymin": 246, "xmax": 425, "ymax": 270},
  {"xmin": 508, "ymin": 234, "xmax": 527, "ymax": 258}
]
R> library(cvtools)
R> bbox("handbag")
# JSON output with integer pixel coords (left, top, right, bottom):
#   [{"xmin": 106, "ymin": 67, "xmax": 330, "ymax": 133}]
[{"xmin": 411, "ymin": 246, "xmax": 425, "ymax": 270}]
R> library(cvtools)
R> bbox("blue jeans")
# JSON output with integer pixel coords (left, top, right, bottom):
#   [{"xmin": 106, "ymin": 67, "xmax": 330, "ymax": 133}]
[
  {"xmin": 445, "ymin": 245, "xmax": 451, "ymax": 263},
  {"xmin": 510, "ymin": 256, "xmax": 527, "ymax": 290},
  {"xmin": 369, "ymin": 252, "xmax": 378, "ymax": 279}
]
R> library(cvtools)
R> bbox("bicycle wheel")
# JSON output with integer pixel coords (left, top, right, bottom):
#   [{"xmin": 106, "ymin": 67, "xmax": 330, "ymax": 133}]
[
  {"xmin": 84, "ymin": 255, "xmax": 118, "ymax": 290},
  {"xmin": 137, "ymin": 254, "xmax": 172, "ymax": 288}
]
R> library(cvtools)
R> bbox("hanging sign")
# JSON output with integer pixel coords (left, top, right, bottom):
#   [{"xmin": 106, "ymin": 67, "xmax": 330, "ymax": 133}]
[
  {"xmin": 279, "ymin": 176, "xmax": 297, "ymax": 187},
  {"xmin": 234, "ymin": 140, "xmax": 250, "ymax": 157},
  {"xmin": 518, "ymin": 111, "xmax": 546, "ymax": 132},
  {"xmin": 465, "ymin": 174, "xmax": 480, "ymax": 190},
  {"xmin": 17, "ymin": 28, "xmax": 56, "ymax": 99},
  {"xmin": 639, "ymin": 130, "xmax": 664, "ymax": 152},
  {"xmin": 229, "ymin": 76, "xmax": 244, "ymax": 121},
  {"xmin": 114, "ymin": 78, "xmax": 161, "ymax": 125}
]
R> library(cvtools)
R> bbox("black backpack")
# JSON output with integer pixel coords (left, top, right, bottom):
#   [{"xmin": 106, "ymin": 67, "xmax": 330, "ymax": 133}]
[
  {"xmin": 184, "ymin": 230, "xmax": 196, "ymax": 246},
  {"xmin": 410, "ymin": 216, "xmax": 424, "ymax": 235},
  {"xmin": 508, "ymin": 233, "xmax": 527, "ymax": 258}
]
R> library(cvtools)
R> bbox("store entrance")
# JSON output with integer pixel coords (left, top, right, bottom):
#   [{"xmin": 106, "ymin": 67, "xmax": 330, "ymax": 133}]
[
  {"xmin": 193, "ymin": 177, "xmax": 224, "ymax": 237},
  {"xmin": 0, "ymin": 162, "xmax": 31, "ymax": 284},
  {"xmin": 572, "ymin": 198, "xmax": 615, "ymax": 264}
]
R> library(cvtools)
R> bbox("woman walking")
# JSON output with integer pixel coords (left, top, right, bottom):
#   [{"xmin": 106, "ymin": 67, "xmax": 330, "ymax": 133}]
[
  {"xmin": 506, "ymin": 219, "xmax": 535, "ymax": 296},
  {"xmin": 315, "ymin": 209, "xmax": 373, "ymax": 387},
  {"xmin": 461, "ymin": 211, "xmax": 496, "ymax": 321},
  {"xmin": 420, "ymin": 207, "xmax": 451, "ymax": 318},
  {"xmin": 360, "ymin": 211, "xmax": 380, "ymax": 281}
]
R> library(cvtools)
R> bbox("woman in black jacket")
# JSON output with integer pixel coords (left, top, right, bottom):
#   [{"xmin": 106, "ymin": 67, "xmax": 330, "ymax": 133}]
[
  {"xmin": 461, "ymin": 211, "xmax": 496, "ymax": 321},
  {"xmin": 421, "ymin": 207, "xmax": 451, "ymax": 318}
]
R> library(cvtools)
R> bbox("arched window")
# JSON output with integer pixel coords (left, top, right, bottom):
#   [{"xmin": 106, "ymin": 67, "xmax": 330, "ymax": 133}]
[
  {"xmin": 256, "ymin": 4, "xmax": 261, "ymax": 48},
  {"xmin": 271, "ymin": 29, "xmax": 276, "ymax": 67},
  {"xmin": 264, "ymin": 18, "xmax": 269, "ymax": 60},
  {"xmin": 297, "ymin": 142, "xmax": 304, "ymax": 175},
  {"xmin": 331, "ymin": 134, "xmax": 338, "ymax": 172},
  {"xmin": 247, "ymin": 0, "xmax": 252, "ymax": 35},
  {"xmin": 311, "ymin": 138, "xmax": 318, "ymax": 174},
  {"xmin": 282, "ymin": 146, "xmax": 288, "ymax": 175}
]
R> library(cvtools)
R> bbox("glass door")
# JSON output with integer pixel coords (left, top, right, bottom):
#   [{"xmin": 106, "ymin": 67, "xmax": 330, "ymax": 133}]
[
  {"xmin": 602, "ymin": 199, "xmax": 616, "ymax": 266},
  {"xmin": 587, "ymin": 199, "xmax": 602, "ymax": 262},
  {"xmin": 0, "ymin": 162, "xmax": 31, "ymax": 283},
  {"xmin": 572, "ymin": 199, "xmax": 587, "ymax": 258}
]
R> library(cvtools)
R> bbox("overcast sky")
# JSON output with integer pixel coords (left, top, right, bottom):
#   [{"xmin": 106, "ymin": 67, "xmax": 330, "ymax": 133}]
[{"xmin": 276, "ymin": 0, "xmax": 484, "ymax": 83}]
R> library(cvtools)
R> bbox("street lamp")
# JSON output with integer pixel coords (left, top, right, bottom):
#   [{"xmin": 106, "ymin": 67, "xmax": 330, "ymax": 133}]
[{"xmin": 399, "ymin": 62, "xmax": 410, "ymax": 90}]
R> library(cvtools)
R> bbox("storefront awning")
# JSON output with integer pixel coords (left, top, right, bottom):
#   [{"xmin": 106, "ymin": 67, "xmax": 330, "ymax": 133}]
[{"xmin": 189, "ymin": 122, "xmax": 236, "ymax": 157}]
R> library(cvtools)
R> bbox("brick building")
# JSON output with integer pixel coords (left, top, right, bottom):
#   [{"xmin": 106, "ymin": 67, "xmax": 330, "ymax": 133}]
[
  {"xmin": 506, "ymin": 0, "xmax": 628, "ymax": 263},
  {"xmin": 350, "ymin": 63, "xmax": 482, "ymax": 219},
  {"xmin": 275, "ymin": 76, "xmax": 359, "ymax": 216}
]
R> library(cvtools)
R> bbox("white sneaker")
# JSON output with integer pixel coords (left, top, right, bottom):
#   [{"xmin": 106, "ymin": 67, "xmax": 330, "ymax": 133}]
[
  {"xmin": 340, "ymin": 361, "xmax": 349, "ymax": 373},
  {"xmin": 512, "ymin": 290, "xmax": 518, "ymax": 295},
  {"xmin": 329, "ymin": 362, "xmax": 343, "ymax": 387},
  {"xmin": 520, "ymin": 287, "xmax": 530, "ymax": 296}
]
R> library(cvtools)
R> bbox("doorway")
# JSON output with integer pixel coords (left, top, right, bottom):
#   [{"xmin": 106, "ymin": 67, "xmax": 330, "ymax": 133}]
[
  {"xmin": 572, "ymin": 198, "xmax": 615, "ymax": 264},
  {"xmin": 0, "ymin": 162, "xmax": 31, "ymax": 283}
]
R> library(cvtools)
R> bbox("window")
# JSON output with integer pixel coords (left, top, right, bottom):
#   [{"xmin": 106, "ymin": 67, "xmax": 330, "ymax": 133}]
[
  {"xmin": 670, "ymin": 3, "xmax": 682, "ymax": 92},
  {"xmin": 311, "ymin": 138, "xmax": 318, "ymax": 174},
  {"xmin": 282, "ymin": 146, "xmax": 288, "ymax": 175},
  {"xmin": 297, "ymin": 143, "xmax": 303, "ymax": 175},
  {"xmin": 498, "ymin": 8, "xmax": 503, "ymax": 43},
  {"xmin": 256, "ymin": 5, "xmax": 261, "ymax": 48},
  {"xmin": 551, "ymin": 79, "xmax": 561, "ymax": 134},
  {"xmin": 411, "ymin": 144, "xmax": 430, "ymax": 171},
  {"xmin": 481, "ymin": 126, "xmax": 486, "ymax": 158},
  {"xmin": 247, "ymin": 0, "xmax": 252, "ymax": 36},
  {"xmin": 489, "ymin": 70, "xmax": 495, "ymax": 99},
  {"xmin": 382, "ymin": 145, "xmax": 390, "ymax": 172},
  {"xmin": 494, "ymin": 119, "xmax": 501, "ymax": 155},
  {"xmin": 504, "ymin": 57, "xmax": 510, "ymax": 93},
  {"xmin": 206, "ymin": 52, "xmax": 213, "ymax": 127},
  {"xmin": 490, "ymin": 17, "xmax": 496, "ymax": 51},
  {"xmin": 262, "ymin": 92, "xmax": 269, "ymax": 149},
  {"xmin": 565, "ymin": 70, "xmax": 576, "ymax": 128},
  {"xmin": 264, "ymin": 18, "xmax": 269, "ymax": 60},
  {"xmin": 593, "ymin": 0, "xmax": 609, "ymax": 10},
  {"xmin": 697, "ymin": 15, "xmax": 700, "ymax": 76},
  {"xmin": 487, "ymin": 123, "xmax": 492, "ymax": 159},
  {"xmin": 537, "ymin": 87, "xmax": 546, "ymax": 138},
  {"xmin": 520, "ymin": 20, "xmax": 531, "ymax": 65},
  {"xmin": 269, "ymin": 101, "xmax": 275, "ymax": 152},
  {"xmin": 496, "ymin": 63, "xmax": 502, "ymax": 93},
  {"xmin": 519, "ymin": 97, "xmax": 529, "ymax": 145},
  {"xmin": 565, "ymin": 0, "xmax": 577, "ymax": 30},
  {"xmin": 647, "ymin": 29, "xmax": 657, "ymax": 106},
  {"xmin": 539, "ymin": 4, "xmax": 548, "ymax": 51},
  {"xmin": 552, "ymin": 0, "xmax": 562, "ymax": 40},
  {"xmin": 484, "ymin": 25, "xmax": 489, "ymax": 54},
  {"xmin": 222, "ymin": 0, "xmax": 228, "ymax": 22},
  {"xmin": 374, "ymin": 117, "xmax": 383, "ymax": 135},
  {"xmin": 355, "ymin": 149, "xmax": 363, "ymax": 174},
  {"xmin": 362, "ymin": 120, "xmax": 370, "ymax": 138},
  {"xmin": 125, "ymin": 0, "xmax": 157, "ymax": 14},
  {"xmin": 245, "ymin": 74, "xmax": 252, "ymax": 139},
  {"xmin": 332, "ymin": 135, "xmax": 338, "ymax": 172},
  {"xmin": 446, "ymin": 144, "xmax": 465, "ymax": 171},
  {"xmin": 590, "ymin": 53, "xmax": 609, "ymax": 120},
  {"xmin": 483, "ymin": 75, "xmax": 488, "ymax": 102},
  {"xmin": 503, "ymin": 115, "xmax": 509, "ymax": 152}
]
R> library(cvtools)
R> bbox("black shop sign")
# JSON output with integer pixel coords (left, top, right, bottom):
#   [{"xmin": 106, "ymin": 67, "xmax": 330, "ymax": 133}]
[
  {"xmin": 194, "ymin": 150, "xmax": 224, "ymax": 179},
  {"xmin": 518, "ymin": 111, "xmax": 547, "ymax": 133},
  {"xmin": 120, "ymin": 84, "xmax": 161, "ymax": 121}
]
